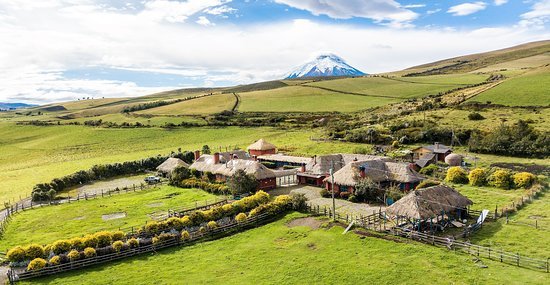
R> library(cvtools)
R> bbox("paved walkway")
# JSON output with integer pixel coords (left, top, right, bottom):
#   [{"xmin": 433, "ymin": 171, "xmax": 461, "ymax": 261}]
[{"xmin": 288, "ymin": 185, "xmax": 385, "ymax": 217}]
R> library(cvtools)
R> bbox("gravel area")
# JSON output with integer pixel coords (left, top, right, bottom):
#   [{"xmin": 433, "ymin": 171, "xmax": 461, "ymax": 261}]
[{"xmin": 74, "ymin": 174, "xmax": 149, "ymax": 196}]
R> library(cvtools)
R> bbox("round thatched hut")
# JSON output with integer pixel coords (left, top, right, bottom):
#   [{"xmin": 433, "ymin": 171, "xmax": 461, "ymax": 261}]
[{"xmin": 444, "ymin": 153, "xmax": 462, "ymax": 166}]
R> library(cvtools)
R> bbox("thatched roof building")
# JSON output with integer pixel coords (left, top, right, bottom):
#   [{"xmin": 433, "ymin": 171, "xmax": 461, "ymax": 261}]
[
  {"xmin": 247, "ymin": 139, "xmax": 277, "ymax": 156},
  {"xmin": 386, "ymin": 185, "xmax": 473, "ymax": 220},
  {"xmin": 327, "ymin": 160, "xmax": 423, "ymax": 187},
  {"xmin": 190, "ymin": 155, "xmax": 276, "ymax": 180},
  {"xmin": 156, "ymin": 158, "xmax": 189, "ymax": 175}
]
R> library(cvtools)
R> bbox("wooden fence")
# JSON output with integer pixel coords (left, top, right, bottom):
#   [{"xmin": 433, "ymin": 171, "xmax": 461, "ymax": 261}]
[
  {"xmin": 166, "ymin": 198, "xmax": 229, "ymax": 219},
  {"xmin": 8, "ymin": 211, "xmax": 275, "ymax": 283}
]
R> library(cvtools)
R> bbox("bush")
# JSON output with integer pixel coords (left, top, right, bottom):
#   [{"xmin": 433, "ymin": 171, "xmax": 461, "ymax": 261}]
[
  {"xmin": 7, "ymin": 246, "xmax": 26, "ymax": 263},
  {"xmin": 468, "ymin": 112, "xmax": 485, "ymax": 120},
  {"xmin": 127, "ymin": 238, "xmax": 139, "ymax": 248},
  {"xmin": 49, "ymin": 255, "xmax": 61, "ymax": 266},
  {"xmin": 67, "ymin": 249, "xmax": 80, "ymax": 261},
  {"xmin": 513, "ymin": 172, "xmax": 537, "ymax": 189},
  {"xmin": 112, "ymin": 241, "xmax": 124, "ymax": 252},
  {"xmin": 70, "ymin": 237, "xmax": 84, "ymax": 251},
  {"xmin": 419, "ymin": 164, "xmax": 438, "ymax": 176},
  {"xmin": 94, "ymin": 231, "xmax": 113, "ymax": 248},
  {"xmin": 181, "ymin": 230, "xmax": 190, "ymax": 240},
  {"xmin": 82, "ymin": 235, "xmax": 98, "ymax": 249},
  {"xmin": 51, "ymin": 240, "xmax": 71, "ymax": 255},
  {"xmin": 468, "ymin": 168, "xmax": 487, "ymax": 186},
  {"xmin": 415, "ymin": 180, "xmax": 440, "ymax": 190},
  {"xmin": 391, "ymin": 140, "xmax": 399, "ymax": 148},
  {"xmin": 199, "ymin": 226, "xmax": 206, "ymax": 233},
  {"xmin": 445, "ymin": 167, "xmax": 468, "ymax": 184},
  {"xmin": 320, "ymin": 189, "xmax": 330, "ymax": 198},
  {"xmin": 153, "ymin": 233, "xmax": 178, "ymax": 245},
  {"xmin": 290, "ymin": 193, "xmax": 307, "ymax": 210},
  {"xmin": 83, "ymin": 247, "xmax": 96, "ymax": 258},
  {"xmin": 227, "ymin": 169, "xmax": 259, "ymax": 196},
  {"xmin": 27, "ymin": 258, "xmax": 47, "ymax": 271},
  {"xmin": 111, "ymin": 231, "xmax": 125, "ymax": 241},
  {"xmin": 207, "ymin": 221, "xmax": 218, "ymax": 229},
  {"xmin": 488, "ymin": 169, "xmax": 514, "ymax": 189},
  {"xmin": 180, "ymin": 216, "xmax": 191, "ymax": 227},
  {"xmin": 348, "ymin": 195, "xmax": 358, "ymax": 202},
  {"xmin": 235, "ymin": 212, "xmax": 247, "ymax": 222},
  {"xmin": 25, "ymin": 244, "xmax": 45, "ymax": 260}
]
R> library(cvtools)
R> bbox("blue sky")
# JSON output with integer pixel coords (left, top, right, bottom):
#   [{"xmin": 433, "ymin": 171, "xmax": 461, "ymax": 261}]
[{"xmin": 0, "ymin": 0, "xmax": 549, "ymax": 104}]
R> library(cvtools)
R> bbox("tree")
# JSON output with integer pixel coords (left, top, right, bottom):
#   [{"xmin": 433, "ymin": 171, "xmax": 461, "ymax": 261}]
[
  {"xmin": 354, "ymin": 178, "xmax": 382, "ymax": 202},
  {"xmin": 201, "ymin": 145, "xmax": 211, "ymax": 155},
  {"xmin": 488, "ymin": 169, "xmax": 514, "ymax": 189},
  {"xmin": 170, "ymin": 166, "xmax": 190, "ymax": 185},
  {"xmin": 227, "ymin": 169, "xmax": 258, "ymax": 196}
]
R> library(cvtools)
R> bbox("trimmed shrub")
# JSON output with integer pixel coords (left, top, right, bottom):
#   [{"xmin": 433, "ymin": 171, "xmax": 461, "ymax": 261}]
[
  {"xmin": 145, "ymin": 221, "xmax": 160, "ymax": 234},
  {"xmin": 94, "ymin": 231, "xmax": 113, "ymax": 248},
  {"xmin": 112, "ymin": 241, "xmax": 124, "ymax": 252},
  {"xmin": 488, "ymin": 169, "xmax": 514, "ymax": 189},
  {"xmin": 415, "ymin": 180, "xmax": 440, "ymax": 190},
  {"xmin": 43, "ymin": 244, "xmax": 52, "ymax": 256},
  {"xmin": 221, "ymin": 204, "xmax": 234, "ymax": 214},
  {"xmin": 51, "ymin": 240, "xmax": 71, "ymax": 255},
  {"xmin": 164, "ymin": 217, "xmax": 184, "ymax": 231},
  {"xmin": 27, "ymin": 258, "xmax": 47, "ymax": 271},
  {"xmin": 513, "ymin": 172, "xmax": 537, "ymax": 189},
  {"xmin": 153, "ymin": 233, "xmax": 178, "ymax": 245},
  {"xmin": 445, "ymin": 167, "xmax": 468, "ymax": 184},
  {"xmin": 111, "ymin": 231, "xmax": 125, "ymax": 242},
  {"xmin": 235, "ymin": 212, "xmax": 247, "ymax": 222},
  {"xmin": 207, "ymin": 221, "xmax": 218, "ymax": 229},
  {"xmin": 290, "ymin": 193, "xmax": 307, "ymax": 210},
  {"xmin": 127, "ymin": 238, "xmax": 139, "ymax": 248},
  {"xmin": 180, "ymin": 216, "xmax": 191, "ymax": 227},
  {"xmin": 70, "ymin": 237, "xmax": 85, "ymax": 251},
  {"xmin": 320, "ymin": 189, "xmax": 330, "ymax": 198},
  {"xmin": 7, "ymin": 246, "xmax": 26, "ymax": 263},
  {"xmin": 181, "ymin": 230, "xmax": 190, "ymax": 240},
  {"xmin": 67, "ymin": 249, "xmax": 80, "ymax": 261},
  {"xmin": 24, "ymin": 244, "xmax": 45, "ymax": 260},
  {"xmin": 82, "ymin": 235, "xmax": 98, "ymax": 249},
  {"xmin": 49, "ymin": 255, "xmax": 61, "ymax": 266},
  {"xmin": 468, "ymin": 168, "xmax": 487, "ymax": 186},
  {"xmin": 83, "ymin": 247, "xmax": 96, "ymax": 258},
  {"xmin": 199, "ymin": 226, "xmax": 206, "ymax": 233},
  {"xmin": 419, "ymin": 164, "xmax": 438, "ymax": 176}
]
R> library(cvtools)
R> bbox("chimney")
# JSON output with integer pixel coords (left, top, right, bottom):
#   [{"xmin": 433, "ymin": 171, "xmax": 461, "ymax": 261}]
[
  {"xmin": 313, "ymin": 155, "xmax": 317, "ymax": 165},
  {"xmin": 229, "ymin": 153, "xmax": 233, "ymax": 160},
  {"xmin": 214, "ymin": 152, "xmax": 220, "ymax": 164},
  {"xmin": 434, "ymin": 142, "xmax": 439, "ymax": 150},
  {"xmin": 359, "ymin": 166, "xmax": 366, "ymax": 178},
  {"xmin": 301, "ymin": 163, "xmax": 306, "ymax": 173},
  {"xmin": 194, "ymin": 150, "xmax": 200, "ymax": 160},
  {"xmin": 253, "ymin": 155, "xmax": 257, "ymax": 161}
]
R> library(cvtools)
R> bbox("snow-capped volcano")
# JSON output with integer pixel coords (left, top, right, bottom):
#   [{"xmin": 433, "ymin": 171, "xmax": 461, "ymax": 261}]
[{"xmin": 285, "ymin": 54, "xmax": 366, "ymax": 79}]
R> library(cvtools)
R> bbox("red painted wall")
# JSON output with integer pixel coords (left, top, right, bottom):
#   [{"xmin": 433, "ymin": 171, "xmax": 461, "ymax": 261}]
[
  {"xmin": 258, "ymin": 178, "xmax": 277, "ymax": 190},
  {"xmin": 249, "ymin": 149, "xmax": 276, "ymax": 156}
]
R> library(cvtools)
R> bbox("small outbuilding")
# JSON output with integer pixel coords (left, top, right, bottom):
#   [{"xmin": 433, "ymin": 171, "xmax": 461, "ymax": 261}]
[
  {"xmin": 156, "ymin": 158, "xmax": 189, "ymax": 177},
  {"xmin": 444, "ymin": 153, "xmax": 463, "ymax": 166},
  {"xmin": 247, "ymin": 139, "xmax": 277, "ymax": 156}
]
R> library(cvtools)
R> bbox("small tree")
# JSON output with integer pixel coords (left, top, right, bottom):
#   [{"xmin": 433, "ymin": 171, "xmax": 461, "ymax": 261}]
[
  {"xmin": 227, "ymin": 169, "xmax": 258, "ymax": 196},
  {"xmin": 201, "ymin": 145, "xmax": 211, "ymax": 155},
  {"xmin": 513, "ymin": 172, "xmax": 536, "ymax": 189},
  {"xmin": 354, "ymin": 178, "xmax": 382, "ymax": 202},
  {"xmin": 170, "ymin": 166, "xmax": 190, "ymax": 185},
  {"xmin": 468, "ymin": 168, "xmax": 487, "ymax": 186},
  {"xmin": 445, "ymin": 167, "xmax": 468, "ymax": 184}
]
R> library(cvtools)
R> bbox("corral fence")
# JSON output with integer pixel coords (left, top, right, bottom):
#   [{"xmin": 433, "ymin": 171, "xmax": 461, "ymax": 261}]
[
  {"xmin": 166, "ymin": 198, "xmax": 229, "ymax": 219},
  {"xmin": 7, "ymin": 211, "xmax": 275, "ymax": 283}
]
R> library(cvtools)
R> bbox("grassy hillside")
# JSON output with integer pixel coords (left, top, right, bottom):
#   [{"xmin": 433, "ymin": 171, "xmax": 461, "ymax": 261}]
[
  {"xmin": 137, "ymin": 93, "xmax": 236, "ymax": 116},
  {"xmin": 467, "ymin": 67, "xmax": 550, "ymax": 106},
  {"xmin": 21, "ymin": 213, "xmax": 549, "ymax": 285}
]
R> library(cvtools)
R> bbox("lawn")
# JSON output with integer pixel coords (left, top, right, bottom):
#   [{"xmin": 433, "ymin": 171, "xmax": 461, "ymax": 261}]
[
  {"xmin": 137, "ymin": 93, "xmax": 236, "ymax": 115},
  {"xmin": 239, "ymin": 85, "xmax": 400, "ymax": 112},
  {"xmin": 453, "ymin": 184, "xmax": 532, "ymax": 210},
  {"xmin": 471, "ymin": 192, "xmax": 550, "ymax": 259},
  {"xmin": 468, "ymin": 67, "xmax": 550, "ymax": 106},
  {"xmin": 0, "ymin": 185, "xmax": 216, "ymax": 252},
  {"xmin": 20, "ymin": 213, "xmax": 548, "ymax": 285}
]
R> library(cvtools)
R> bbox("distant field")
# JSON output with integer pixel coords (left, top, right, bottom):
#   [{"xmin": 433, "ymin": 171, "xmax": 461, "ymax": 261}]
[
  {"xmin": 22, "ymin": 213, "xmax": 548, "ymax": 285},
  {"xmin": 468, "ymin": 67, "xmax": 550, "ymax": 106},
  {"xmin": 473, "ymin": 53, "xmax": 550, "ymax": 73},
  {"xmin": 137, "ymin": 93, "xmax": 235, "ymax": 115},
  {"xmin": 67, "ymin": 113, "xmax": 206, "ymax": 126},
  {"xmin": 239, "ymin": 85, "xmax": 400, "ymax": 112},
  {"xmin": 0, "ymin": 186, "xmax": 216, "ymax": 251}
]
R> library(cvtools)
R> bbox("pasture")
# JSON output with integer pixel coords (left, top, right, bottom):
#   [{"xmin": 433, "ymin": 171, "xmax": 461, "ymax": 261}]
[
  {"xmin": 137, "ymin": 93, "xmax": 236, "ymax": 116},
  {"xmin": 20, "ymin": 213, "xmax": 549, "ymax": 285}
]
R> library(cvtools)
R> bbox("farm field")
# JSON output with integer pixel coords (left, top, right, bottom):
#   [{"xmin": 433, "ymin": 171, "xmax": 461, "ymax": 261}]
[
  {"xmin": 20, "ymin": 213, "xmax": 549, "ymax": 285},
  {"xmin": 66, "ymin": 113, "xmax": 206, "ymax": 126},
  {"xmin": 467, "ymin": 67, "xmax": 550, "ymax": 106},
  {"xmin": 137, "ymin": 93, "xmax": 236, "ymax": 116},
  {"xmin": 472, "ymin": 193, "xmax": 550, "ymax": 259},
  {"xmin": 0, "ymin": 186, "xmax": 216, "ymax": 252}
]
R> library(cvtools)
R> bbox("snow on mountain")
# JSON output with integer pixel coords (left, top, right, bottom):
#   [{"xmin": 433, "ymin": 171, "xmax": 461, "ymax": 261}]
[{"xmin": 285, "ymin": 54, "xmax": 366, "ymax": 79}]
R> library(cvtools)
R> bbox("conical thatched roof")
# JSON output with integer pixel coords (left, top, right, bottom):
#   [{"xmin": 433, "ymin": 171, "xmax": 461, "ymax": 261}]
[
  {"xmin": 386, "ymin": 185, "xmax": 473, "ymax": 220},
  {"xmin": 247, "ymin": 139, "xmax": 276, "ymax": 151},
  {"xmin": 325, "ymin": 159, "xmax": 423, "ymax": 186},
  {"xmin": 190, "ymin": 156, "xmax": 276, "ymax": 180},
  {"xmin": 156, "ymin": 158, "xmax": 189, "ymax": 173}
]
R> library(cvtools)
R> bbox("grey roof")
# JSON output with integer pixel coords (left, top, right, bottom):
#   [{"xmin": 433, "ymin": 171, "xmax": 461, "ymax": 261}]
[
  {"xmin": 415, "ymin": 153, "xmax": 436, "ymax": 168},
  {"xmin": 190, "ymin": 155, "xmax": 275, "ymax": 180},
  {"xmin": 415, "ymin": 144, "xmax": 452, "ymax": 154}
]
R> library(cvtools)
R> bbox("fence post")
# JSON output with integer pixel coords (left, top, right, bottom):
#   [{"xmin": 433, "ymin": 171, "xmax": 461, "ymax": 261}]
[
  {"xmin": 516, "ymin": 253, "xmax": 520, "ymax": 267},
  {"xmin": 546, "ymin": 258, "xmax": 549, "ymax": 273},
  {"xmin": 494, "ymin": 206, "xmax": 498, "ymax": 220}
]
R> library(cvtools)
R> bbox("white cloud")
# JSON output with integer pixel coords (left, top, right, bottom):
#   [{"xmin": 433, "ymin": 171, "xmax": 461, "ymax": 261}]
[
  {"xmin": 204, "ymin": 5, "xmax": 236, "ymax": 16},
  {"xmin": 274, "ymin": 0, "xmax": 418, "ymax": 28},
  {"xmin": 519, "ymin": 0, "xmax": 550, "ymax": 28},
  {"xmin": 494, "ymin": 0, "xmax": 508, "ymax": 6},
  {"xmin": 427, "ymin": 9, "xmax": 441, "ymax": 15},
  {"xmin": 139, "ymin": 0, "xmax": 231, "ymax": 23},
  {"xmin": 448, "ymin": 2, "xmax": 487, "ymax": 16},
  {"xmin": 403, "ymin": 4, "xmax": 426, "ymax": 9},
  {"xmin": 196, "ymin": 16, "xmax": 214, "ymax": 26}
]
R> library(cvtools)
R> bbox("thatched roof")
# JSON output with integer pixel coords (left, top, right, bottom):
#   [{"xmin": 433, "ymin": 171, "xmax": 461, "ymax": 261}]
[
  {"xmin": 247, "ymin": 139, "xmax": 276, "ymax": 151},
  {"xmin": 386, "ymin": 185, "xmax": 473, "ymax": 220},
  {"xmin": 190, "ymin": 155, "xmax": 275, "ymax": 180},
  {"xmin": 304, "ymin": 153, "xmax": 390, "ymax": 175},
  {"xmin": 257, "ymin": 154, "xmax": 311, "ymax": 164},
  {"xmin": 156, "ymin": 158, "xmax": 189, "ymax": 173},
  {"xmin": 218, "ymin": 150, "xmax": 249, "ymax": 162},
  {"xmin": 414, "ymin": 143, "xmax": 452, "ymax": 154},
  {"xmin": 326, "ymin": 159, "xmax": 423, "ymax": 186}
]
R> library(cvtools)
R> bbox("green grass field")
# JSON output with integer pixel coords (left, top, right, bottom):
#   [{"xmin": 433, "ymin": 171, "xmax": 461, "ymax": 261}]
[
  {"xmin": 20, "ymin": 213, "xmax": 549, "ymax": 285},
  {"xmin": 468, "ymin": 67, "xmax": 550, "ymax": 106},
  {"xmin": 137, "ymin": 93, "xmax": 236, "ymax": 115},
  {"xmin": 472, "ymin": 192, "xmax": 550, "ymax": 259},
  {"xmin": 453, "ymin": 184, "xmax": 532, "ymax": 210},
  {"xmin": 0, "ymin": 186, "xmax": 216, "ymax": 252}
]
